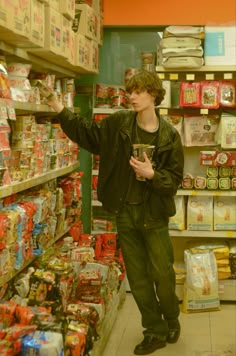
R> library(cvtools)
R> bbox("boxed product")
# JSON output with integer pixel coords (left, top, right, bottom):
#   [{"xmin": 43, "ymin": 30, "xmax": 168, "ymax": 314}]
[
  {"xmin": 217, "ymin": 114, "xmax": 236, "ymax": 149},
  {"xmin": 74, "ymin": 3, "xmax": 98, "ymax": 40},
  {"xmin": 214, "ymin": 196, "xmax": 236, "ymax": 231},
  {"xmin": 200, "ymin": 150, "xmax": 236, "ymax": 166},
  {"xmin": 158, "ymin": 80, "xmax": 171, "ymax": 108},
  {"xmin": 62, "ymin": 16, "xmax": 74, "ymax": 62},
  {"xmin": 183, "ymin": 115, "xmax": 220, "ymax": 147},
  {"xmin": 204, "ymin": 26, "xmax": 236, "ymax": 65},
  {"xmin": 90, "ymin": 39, "xmax": 99, "ymax": 73},
  {"xmin": 74, "ymin": 33, "xmax": 91, "ymax": 70},
  {"xmin": 168, "ymin": 195, "xmax": 185, "ymax": 230},
  {"xmin": 59, "ymin": 0, "xmax": 75, "ymax": 19},
  {"xmin": 187, "ymin": 195, "xmax": 213, "ymax": 231},
  {"xmin": 31, "ymin": 6, "xmax": 63, "ymax": 56},
  {"xmin": 0, "ymin": 0, "xmax": 30, "ymax": 41}
]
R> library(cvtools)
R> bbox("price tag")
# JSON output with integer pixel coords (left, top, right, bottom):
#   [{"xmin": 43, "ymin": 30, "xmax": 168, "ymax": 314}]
[
  {"xmin": 200, "ymin": 108, "xmax": 209, "ymax": 115},
  {"xmin": 170, "ymin": 73, "xmax": 178, "ymax": 80},
  {"xmin": 159, "ymin": 108, "xmax": 168, "ymax": 115},
  {"xmin": 186, "ymin": 74, "xmax": 195, "ymax": 81},
  {"xmin": 226, "ymin": 231, "xmax": 234, "ymax": 238},
  {"xmin": 205, "ymin": 73, "xmax": 214, "ymax": 80},
  {"xmin": 158, "ymin": 73, "xmax": 165, "ymax": 80},
  {"xmin": 224, "ymin": 73, "xmax": 233, "ymax": 80}
]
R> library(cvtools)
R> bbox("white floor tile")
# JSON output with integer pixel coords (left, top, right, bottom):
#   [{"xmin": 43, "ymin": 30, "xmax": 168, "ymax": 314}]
[{"xmin": 102, "ymin": 293, "xmax": 236, "ymax": 356}]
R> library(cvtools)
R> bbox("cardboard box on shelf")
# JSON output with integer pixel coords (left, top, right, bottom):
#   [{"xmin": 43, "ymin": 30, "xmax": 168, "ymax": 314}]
[
  {"xmin": 90, "ymin": 39, "xmax": 99, "ymax": 73},
  {"xmin": 46, "ymin": 0, "xmax": 60, "ymax": 11},
  {"xmin": 200, "ymin": 150, "xmax": 236, "ymax": 166},
  {"xmin": 29, "ymin": 7, "xmax": 63, "ymax": 57},
  {"xmin": 74, "ymin": 32, "xmax": 91, "ymax": 70},
  {"xmin": 204, "ymin": 26, "xmax": 236, "ymax": 66},
  {"xmin": 0, "ymin": 0, "xmax": 30, "ymax": 42},
  {"xmin": 62, "ymin": 16, "xmax": 75, "ymax": 64},
  {"xmin": 0, "ymin": 0, "xmax": 8, "ymax": 31},
  {"xmin": 59, "ymin": 0, "xmax": 75, "ymax": 20},
  {"xmin": 0, "ymin": 0, "xmax": 44, "ymax": 48},
  {"xmin": 74, "ymin": 3, "xmax": 98, "ymax": 40}
]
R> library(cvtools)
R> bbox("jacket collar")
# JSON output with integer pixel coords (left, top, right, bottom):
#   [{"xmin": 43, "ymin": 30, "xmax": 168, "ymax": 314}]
[{"xmin": 120, "ymin": 109, "xmax": 173, "ymax": 149}]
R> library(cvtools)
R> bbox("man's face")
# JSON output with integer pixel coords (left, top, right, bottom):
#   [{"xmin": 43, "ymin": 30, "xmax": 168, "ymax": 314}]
[{"xmin": 128, "ymin": 89, "xmax": 155, "ymax": 112}]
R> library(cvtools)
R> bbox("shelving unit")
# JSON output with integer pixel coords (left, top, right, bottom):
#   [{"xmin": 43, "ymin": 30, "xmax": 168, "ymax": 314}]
[
  {"xmin": 0, "ymin": 41, "xmax": 94, "ymax": 78},
  {"xmin": 0, "ymin": 162, "xmax": 79, "ymax": 199}
]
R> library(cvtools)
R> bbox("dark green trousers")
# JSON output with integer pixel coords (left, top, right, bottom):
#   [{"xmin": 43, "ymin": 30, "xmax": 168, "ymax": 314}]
[{"xmin": 116, "ymin": 203, "xmax": 179, "ymax": 339}]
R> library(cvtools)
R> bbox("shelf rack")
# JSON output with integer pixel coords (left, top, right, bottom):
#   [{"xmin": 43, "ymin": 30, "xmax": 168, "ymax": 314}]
[{"xmin": 0, "ymin": 162, "xmax": 80, "ymax": 199}]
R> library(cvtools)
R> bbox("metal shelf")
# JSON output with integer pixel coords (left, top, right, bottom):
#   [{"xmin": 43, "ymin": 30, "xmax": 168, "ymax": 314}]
[
  {"xmin": 156, "ymin": 65, "xmax": 236, "ymax": 72},
  {"xmin": 177, "ymin": 189, "xmax": 236, "ymax": 197},
  {"xmin": 0, "ymin": 162, "xmax": 80, "ymax": 199},
  {"xmin": 170, "ymin": 230, "xmax": 236, "ymax": 238}
]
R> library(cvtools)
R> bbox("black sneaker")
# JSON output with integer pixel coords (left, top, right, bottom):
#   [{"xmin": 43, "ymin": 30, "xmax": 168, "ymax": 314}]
[
  {"xmin": 134, "ymin": 335, "xmax": 166, "ymax": 355},
  {"xmin": 167, "ymin": 319, "xmax": 181, "ymax": 344}
]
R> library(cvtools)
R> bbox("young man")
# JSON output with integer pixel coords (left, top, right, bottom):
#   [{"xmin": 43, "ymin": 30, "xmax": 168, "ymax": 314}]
[{"xmin": 47, "ymin": 70, "xmax": 184, "ymax": 355}]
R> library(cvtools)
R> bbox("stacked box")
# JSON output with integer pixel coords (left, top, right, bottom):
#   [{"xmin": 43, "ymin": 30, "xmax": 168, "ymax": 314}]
[
  {"xmin": 74, "ymin": 3, "xmax": 97, "ymax": 40},
  {"xmin": 29, "ymin": 6, "xmax": 63, "ymax": 57},
  {"xmin": 204, "ymin": 26, "xmax": 236, "ymax": 66},
  {"xmin": 0, "ymin": 0, "xmax": 30, "ymax": 42},
  {"xmin": 59, "ymin": 0, "xmax": 75, "ymax": 20},
  {"xmin": 62, "ymin": 16, "xmax": 75, "ymax": 64},
  {"xmin": 0, "ymin": 0, "xmax": 44, "ymax": 48},
  {"xmin": 74, "ymin": 33, "xmax": 91, "ymax": 70}
]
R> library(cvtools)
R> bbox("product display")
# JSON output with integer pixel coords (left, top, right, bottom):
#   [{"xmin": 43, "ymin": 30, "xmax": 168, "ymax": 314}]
[{"xmin": 0, "ymin": 9, "xmax": 236, "ymax": 353}]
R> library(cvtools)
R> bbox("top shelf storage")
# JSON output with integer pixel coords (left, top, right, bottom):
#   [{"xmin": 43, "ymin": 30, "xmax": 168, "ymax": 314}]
[{"xmin": 0, "ymin": 41, "xmax": 93, "ymax": 78}]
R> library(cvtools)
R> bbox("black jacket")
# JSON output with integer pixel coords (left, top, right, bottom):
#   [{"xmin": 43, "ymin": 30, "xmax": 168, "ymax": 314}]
[{"xmin": 57, "ymin": 108, "xmax": 184, "ymax": 228}]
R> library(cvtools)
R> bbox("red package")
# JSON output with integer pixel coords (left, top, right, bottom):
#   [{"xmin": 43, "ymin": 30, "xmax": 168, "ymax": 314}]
[
  {"xmin": 200, "ymin": 81, "xmax": 220, "ymax": 109},
  {"xmin": 219, "ymin": 80, "xmax": 236, "ymax": 107},
  {"xmin": 179, "ymin": 82, "xmax": 201, "ymax": 107},
  {"xmin": 0, "ymin": 301, "xmax": 17, "ymax": 328}
]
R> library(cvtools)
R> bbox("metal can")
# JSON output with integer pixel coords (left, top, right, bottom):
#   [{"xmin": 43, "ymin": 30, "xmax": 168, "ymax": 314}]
[{"xmin": 141, "ymin": 52, "xmax": 156, "ymax": 72}]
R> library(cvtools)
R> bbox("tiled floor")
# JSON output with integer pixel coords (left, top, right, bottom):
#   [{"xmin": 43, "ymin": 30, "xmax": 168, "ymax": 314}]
[{"xmin": 102, "ymin": 293, "xmax": 236, "ymax": 356}]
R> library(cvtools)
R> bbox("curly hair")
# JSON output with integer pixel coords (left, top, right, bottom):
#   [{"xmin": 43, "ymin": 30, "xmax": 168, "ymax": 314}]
[{"xmin": 125, "ymin": 70, "xmax": 166, "ymax": 106}]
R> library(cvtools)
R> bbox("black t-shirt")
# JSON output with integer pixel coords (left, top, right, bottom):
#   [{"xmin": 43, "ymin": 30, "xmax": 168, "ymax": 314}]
[{"xmin": 125, "ymin": 122, "xmax": 159, "ymax": 204}]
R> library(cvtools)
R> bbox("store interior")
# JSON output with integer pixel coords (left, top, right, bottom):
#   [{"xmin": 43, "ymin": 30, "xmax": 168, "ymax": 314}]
[{"xmin": 0, "ymin": 0, "xmax": 235, "ymax": 355}]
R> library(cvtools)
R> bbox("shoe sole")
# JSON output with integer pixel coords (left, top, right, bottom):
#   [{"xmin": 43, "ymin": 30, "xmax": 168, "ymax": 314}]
[{"xmin": 134, "ymin": 341, "xmax": 166, "ymax": 355}]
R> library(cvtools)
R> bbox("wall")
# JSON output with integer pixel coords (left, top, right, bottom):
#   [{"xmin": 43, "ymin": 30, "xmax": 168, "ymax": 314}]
[{"xmin": 103, "ymin": 0, "xmax": 236, "ymax": 26}]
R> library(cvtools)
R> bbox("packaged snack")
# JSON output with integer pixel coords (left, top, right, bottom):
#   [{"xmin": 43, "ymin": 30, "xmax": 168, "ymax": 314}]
[
  {"xmin": 179, "ymin": 82, "xmax": 201, "ymax": 107},
  {"xmin": 200, "ymin": 81, "xmax": 220, "ymax": 109},
  {"xmin": 206, "ymin": 177, "xmax": 218, "ymax": 190},
  {"xmin": 182, "ymin": 173, "xmax": 194, "ymax": 189},
  {"xmin": 219, "ymin": 80, "xmax": 236, "ymax": 107},
  {"xmin": 219, "ymin": 177, "xmax": 231, "ymax": 190},
  {"xmin": 219, "ymin": 166, "xmax": 231, "ymax": 177},
  {"xmin": 184, "ymin": 115, "xmax": 220, "ymax": 147},
  {"xmin": 194, "ymin": 176, "xmax": 207, "ymax": 189},
  {"xmin": 214, "ymin": 196, "xmax": 236, "ymax": 230},
  {"xmin": 206, "ymin": 166, "xmax": 218, "ymax": 178}
]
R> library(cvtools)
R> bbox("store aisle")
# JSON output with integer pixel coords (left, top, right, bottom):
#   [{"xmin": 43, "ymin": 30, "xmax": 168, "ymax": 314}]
[{"xmin": 102, "ymin": 293, "xmax": 236, "ymax": 356}]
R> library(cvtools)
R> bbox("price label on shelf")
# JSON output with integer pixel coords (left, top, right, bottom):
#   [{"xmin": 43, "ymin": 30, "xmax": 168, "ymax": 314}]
[
  {"xmin": 205, "ymin": 73, "xmax": 214, "ymax": 80},
  {"xmin": 159, "ymin": 108, "xmax": 168, "ymax": 115},
  {"xmin": 200, "ymin": 108, "xmax": 209, "ymax": 115},
  {"xmin": 226, "ymin": 231, "xmax": 234, "ymax": 238},
  {"xmin": 224, "ymin": 73, "xmax": 233, "ymax": 80},
  {"xmin": 169, "ymin": 73, "xmax": 178, "ymax": 80},
  {"xmin": 158, "ymin": 73, "xmax": 165, "ymax": 80},
  {"xmin": 186, "ymin": 74, "xmax": 195, "ymax": 81}
]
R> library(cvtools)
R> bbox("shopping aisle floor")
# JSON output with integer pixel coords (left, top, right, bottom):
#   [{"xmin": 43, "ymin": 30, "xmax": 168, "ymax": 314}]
[{"xmin": 102, "ymin": 292, "xmax": 236, "ymax": 356}]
